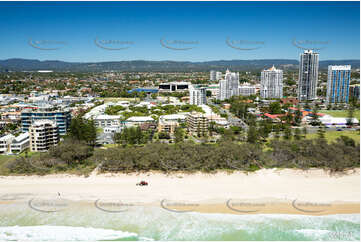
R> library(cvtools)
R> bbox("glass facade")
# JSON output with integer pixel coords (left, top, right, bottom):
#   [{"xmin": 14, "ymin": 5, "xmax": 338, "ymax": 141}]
[{"xmin": 21, "ymin": 110, "xmax": 71, "ymax": 135}]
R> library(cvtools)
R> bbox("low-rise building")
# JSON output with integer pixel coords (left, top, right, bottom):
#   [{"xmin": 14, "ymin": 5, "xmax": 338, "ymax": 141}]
[
  {"xmin": 29, "ymin": 120, "xmax": 59, "ymax": 152},
  {"xmin": 319, "ymin": 115, "xmax": 359, "ymax": 127},
  {"xmin": 104, "ymin": 126, "xmax": 123, "ymax": 134},
  {"xmin": 158, "ymin": 119, "xmax": 179, "ymax": 134},
  {"xmin": 126, "ymin": 116, "xmax": 155, "ymax": 127},
  {"xmin": 94, "ymin": 115, "xmax": 122, "ymax": 128},
  {"xmin": 158, "ymin": 82, "xmax": 190, "ymax": 92},
  {"xmin": 280, "ymin": 98, "xmax": 299, "ymax": 106},
  {"xmin": 10, "ymin": 132, "xmax": 29, "ymax": 154},
  {"xmin": 0, "ymin": 134, "xmax": 15, "ymax": 154}
]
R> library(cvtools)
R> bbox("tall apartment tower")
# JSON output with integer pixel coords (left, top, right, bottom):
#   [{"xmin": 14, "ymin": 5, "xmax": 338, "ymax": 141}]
[
  {"xmin": 216, "ymin": 71, "xmax": 223, "ymax": 81},
  {"xmin": 326, "ymin": 65, "xmax": 351, "ymax": 104},
  {"xmin": 260, "ymin": 65, "xmax": 283, "ymax": 99},
  {"xmin": 189, "ymin": 85, "xmax": 207, "ymax": 105},
  {"xmin": 210, "ymin": 70, "xmax": 216, "ymax": 81},
  {"xmin": 218, "ymin": 69, "xmax": 239, "ymax": 100},
  {"xmin": 29, "ymin": 120, "xmax": 59, "ymax": 152},
  {"xmin": 298, "ymin": 50, "xmax": 319, "ymax": 101}
]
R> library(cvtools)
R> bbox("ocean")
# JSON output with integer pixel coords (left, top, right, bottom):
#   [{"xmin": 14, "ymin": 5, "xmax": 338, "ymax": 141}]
[{"xmin": 0, "ymin": 202, "xmax": 359, "ymax": 241}]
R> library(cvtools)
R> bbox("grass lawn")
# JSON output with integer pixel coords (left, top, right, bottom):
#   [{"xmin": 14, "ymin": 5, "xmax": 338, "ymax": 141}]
[
  {"xmin": 0, "ymin": 155, "xmax": 16, "ymax": 175},
  {"xmin": 306, "ymin": 130, "xmax": 360, "ymax": 143},
  {"xmin": 97, "ymin": 97, "xmax": 139, "ymax": 103},
  {"xmin": 320, "ymin": 110, "xmax": 360, "ymax": 120}
]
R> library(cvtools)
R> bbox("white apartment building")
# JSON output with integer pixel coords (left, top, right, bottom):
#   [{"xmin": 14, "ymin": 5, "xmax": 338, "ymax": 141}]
[
  {"xmin": 298, "ymin": 50, "xmax": 319, "ymax": 101},
  {"xmin": 218, "ymin": 69, "xmax": 240, "ymax": 100},
  {"xmin": 210, "ymin": 70, "xmax": 216, "ymax": 81},
  {"xmin": 239, "ymin": 83, "xmax": 256, "ymax": 96},
  {"xmin": 260, "ymin": 65, "xmax": 283, "ymax": 99},
  {"xmin": 10, "ymin": 132, "xmax": 30, "ymax": 154},
  {"xmin": 189, "ymin": 85, "xmax": 207, "ymax": 105},
  {"xmin": 29, "ymin": 120, "xmax": 59, "ymax": 152},
  {"xmin": 93, "ymin": 115, "xmax": 122, "ymax": 128},
  {"xmin": 104, "ymin": 126, "xmax": 123, "ymax": 134},
  {"xmin": 0, "ymin": 134, "xmax": 15, "ymax": 154},
  {"xmin": 216, "ymin": 71, "xmax": 223, "ymax": 81},
  {"xmin": 126, "ymin": 116, "xmax": 155, "ymax": 127}
]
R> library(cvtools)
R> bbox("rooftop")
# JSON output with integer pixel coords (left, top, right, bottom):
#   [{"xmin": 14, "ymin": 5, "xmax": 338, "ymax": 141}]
[{"xmin": 127, "ymin": 116, "xmax": 154, "ymax": 122}]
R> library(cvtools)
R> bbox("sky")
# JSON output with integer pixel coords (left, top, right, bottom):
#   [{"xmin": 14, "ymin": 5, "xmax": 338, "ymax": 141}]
[{"xmin": 0, "ymin": 1, "xmax": 359, "ymax": 62}]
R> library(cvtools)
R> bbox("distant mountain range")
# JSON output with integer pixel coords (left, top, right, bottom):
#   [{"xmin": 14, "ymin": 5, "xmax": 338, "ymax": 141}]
[{"xmin": 0, "ymin": 58, "xmax": 359, "ymax": 72}]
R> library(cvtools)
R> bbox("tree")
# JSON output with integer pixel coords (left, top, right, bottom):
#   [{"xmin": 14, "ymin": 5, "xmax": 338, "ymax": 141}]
[
  {"xmin": 310, "ymin": 106, "xmax": 321, "ymax": 126},
  {"xmin": 294, "ymin": 128, "xmax": 302, "ymax": 140},
  {"xmin": 269, "ymin": 102, "xmax": 282, "ymax": 114},
  {"xmin": 247, "ymin": 125, "xmax": 258, "ymax": 143},
  {"xmin": 302, "ymin": 127, "xmax": 308, "ymax": 139},
  {"xmin": 294, "ymin": 105, "xmax": 302, "ymax": 126},
  {"xmin": 259, "ymin": 120, "xmax": 272, "ymax": 139},
  {"xmin": 68, "ymin": 116, "xmax": 96, "ymax": 146},
  {"xmin": 283, "ymin": 126, "xmax": 292, "ymax": 140},
  {"xmin": 174, "ymin": 127, "xmax": 184, "ymax": 143},
  {"xmin": 119, "ymin": 126, "xmax": 146, "ymax": 145},
  {"xmin": 158, "ymin": 131, "xmax": 171, "ymax": 139},
  {"xmin": 273, "ymin": 125, "xmax": 280, "ymax": 140},
  {"xmin": 317, "ymin": 125, "xmax": 326, "ymax": 140},
  {"xmin": 346, "ymin": 104, "xmax": 355, "ymax": 126}
]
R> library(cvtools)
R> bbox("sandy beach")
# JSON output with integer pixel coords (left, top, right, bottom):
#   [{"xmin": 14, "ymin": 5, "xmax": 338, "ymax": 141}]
[{"xmin": 0, "ymin": 168, "xmax": 359, "ymax": 215}]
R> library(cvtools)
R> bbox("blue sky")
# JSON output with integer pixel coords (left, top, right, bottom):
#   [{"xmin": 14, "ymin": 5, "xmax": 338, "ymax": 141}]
[{"xmin": 0, "ymin": 1, "xmax": 359, "ymax": 62}]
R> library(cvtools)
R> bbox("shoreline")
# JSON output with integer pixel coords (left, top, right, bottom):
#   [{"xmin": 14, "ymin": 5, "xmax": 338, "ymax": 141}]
[{"xmin": 0, "ymin": 168, "xmax": 359, "ymax": 215}]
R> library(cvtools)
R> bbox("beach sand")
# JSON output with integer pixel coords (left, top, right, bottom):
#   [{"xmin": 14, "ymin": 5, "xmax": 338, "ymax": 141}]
[{"xmin": 0, "ymin": 168, "xmax": 359, "ymax": 215}]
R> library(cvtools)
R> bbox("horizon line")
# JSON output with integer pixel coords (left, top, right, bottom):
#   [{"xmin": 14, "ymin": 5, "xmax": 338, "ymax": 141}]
[{"xmin": 1, "ymin": 58, "xmax": 360, "ymax": 63}]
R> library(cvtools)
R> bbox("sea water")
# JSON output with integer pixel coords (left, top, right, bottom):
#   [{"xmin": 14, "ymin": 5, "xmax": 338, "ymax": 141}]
[{"xmin": 0, "ymin": 202, "xmax": 359, "ymax": 241}]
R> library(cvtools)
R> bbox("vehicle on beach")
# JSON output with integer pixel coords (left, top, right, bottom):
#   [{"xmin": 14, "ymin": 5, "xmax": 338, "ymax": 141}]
[{"xmin": 136, "ymin": 181, "xmax": 148, "ymax": 186}]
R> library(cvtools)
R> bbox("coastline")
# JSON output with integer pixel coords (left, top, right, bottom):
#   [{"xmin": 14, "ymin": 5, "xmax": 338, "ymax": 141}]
[{"xmin": 0, "ymin": 168, "xmax": 359, "ymax": 215}]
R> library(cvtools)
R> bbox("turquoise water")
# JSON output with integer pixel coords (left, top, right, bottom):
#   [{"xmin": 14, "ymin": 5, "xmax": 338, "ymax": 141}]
[{"xmin": 0, "ymin": 202, "xmax": 359, "ymax": 241}]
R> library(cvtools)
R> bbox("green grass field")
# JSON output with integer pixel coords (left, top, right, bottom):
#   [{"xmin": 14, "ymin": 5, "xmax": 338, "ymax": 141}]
[
  {"xmin": 97, "ymin": 97, "xmax": 139, "ymax": 103},
  {"xmin": 306, "ymin": 130, "xmax": 360, "ymax": 143},
  {"xmin": 320, "ymin": 110, "xmax": 360, "ymax": 120}
]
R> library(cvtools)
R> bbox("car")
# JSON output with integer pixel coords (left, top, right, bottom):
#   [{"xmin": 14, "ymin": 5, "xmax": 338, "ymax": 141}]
[{"xmin": 337, "ymin": 128, "xmax": 343, "ymax": 131}]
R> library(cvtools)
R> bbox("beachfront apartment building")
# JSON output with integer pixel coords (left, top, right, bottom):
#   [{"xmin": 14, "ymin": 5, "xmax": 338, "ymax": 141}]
[
  {"xmin": 158, "ymin": 114, "xmax": 186, "ymax": 133},
  {"xmin": 158, "ymin": 119, "xmax": 179, "ymax": 134},
  {"xmin": 0, "ymin": 134, "xmax": 15, "ymax": 154},
  {"xmin": 298, "ymin": 50, "xmax": 319, "ymax": 101},
  {"xmin": 189, "ymin": 85, "xmax": 207, "ymax": 106},
  {"xmin": 29, "ymin": 120, "xmax": 59, "ymax": 152},
  {"xmin": 326, "ymin": 65, "xmax": 351, "ymax": 104},
  {"xmin": 21, "ymin": 109, "xmax": 71, "ymax": 135},
  {"xmin": 10, "ymin": 132, "xmax": 30, "ymax": 154},
  {"xmin": 260, "ymin": 66, "xmax": 283, "ymax": 99},
  {"xmin": 186, "ymin": 112, "xmax": 209, "ymax": 135}
]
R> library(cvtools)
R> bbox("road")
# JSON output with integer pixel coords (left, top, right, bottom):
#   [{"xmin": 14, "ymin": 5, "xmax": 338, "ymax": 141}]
[{"xmin": 208, "ymin": 99, "xmax": 249, "ymax": 130}]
